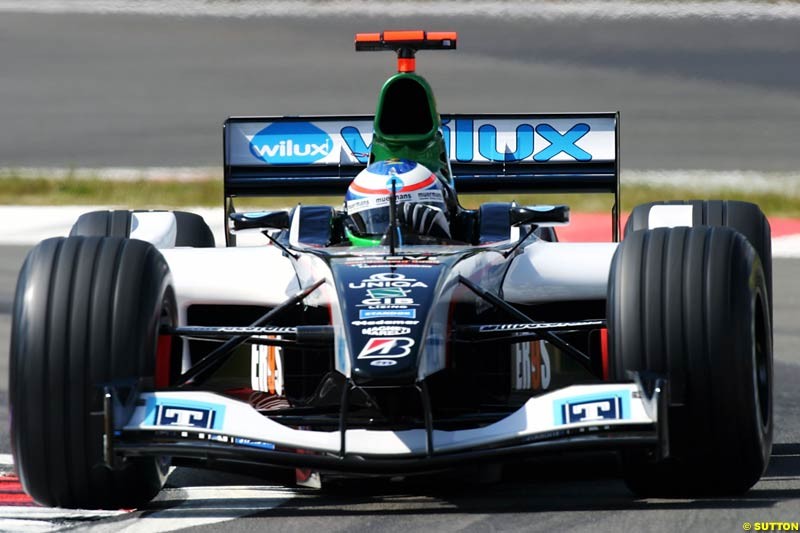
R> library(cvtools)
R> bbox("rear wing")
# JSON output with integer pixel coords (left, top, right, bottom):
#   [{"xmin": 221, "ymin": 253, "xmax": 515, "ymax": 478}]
[{"xmin": 223, "ymin": 113, "xmax": 620, "ymax": 236}]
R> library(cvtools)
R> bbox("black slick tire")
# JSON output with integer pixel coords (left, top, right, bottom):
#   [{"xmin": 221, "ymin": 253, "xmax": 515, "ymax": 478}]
[
  {"xmin": 9, "ymin": 236, "xmax": 178, "ymax": 509},
  {"xmin": 625, "ymin": 200, "xmax": 771, "ymax": 316},
  {"xmin": 69, "ymin": 210, "xmax": 133, "ymax": 238},
  {"xmin": 70, "ymin": 210, "xmax": 215, "ymax": 247},
  {"xmin": 608, "ymin": 226, "xmax": 772, "ymax": 496}
]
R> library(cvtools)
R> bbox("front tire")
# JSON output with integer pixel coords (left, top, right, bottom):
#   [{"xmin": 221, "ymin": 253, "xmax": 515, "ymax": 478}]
[
  {"xmin": 608, "ymin": 226, "xmax": 772, "ymax": 496},
  {"xmin": 625, "ymin": 200, "xmax": 771, "ymax": 317},
  {"xmin": 10, "ymin": 236, "xmax": 176, "ymax": 509}
]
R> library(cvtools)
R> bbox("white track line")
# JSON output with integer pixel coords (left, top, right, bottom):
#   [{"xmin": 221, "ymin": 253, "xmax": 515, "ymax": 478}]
[
  {"xmin": 773, "ymin": 235, "xmax": 800, "ymax": 258},
  {"xmin": 0, "ymin": 520, "xmax": 55, "ymax": 533},
  {"xmin": 0, "ymin": 487, "xmax": 296, "ymax": 533},
  {"xmin": 0, "ymin": 1, "xmax": 799, "ymax": 20},
  {"xmin": 0, "ymin": 509, "xmax": 127, "ymax": 533},
  {"xmin": 79, "ymin": 486, "xmax": 297, "ymax": 533},
  {"xmin": 1, "ymin": 456, "xmax": 127, "ymax": 533},
  {"xmin": 0, "ymin": 459, "xmax": 296, "ymax": 532}
]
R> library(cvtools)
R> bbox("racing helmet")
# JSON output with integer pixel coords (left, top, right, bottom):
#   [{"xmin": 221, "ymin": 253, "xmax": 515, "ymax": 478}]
[{"xmin": 344, "ymin": 159, "xmax": 451, "ymax": 246}]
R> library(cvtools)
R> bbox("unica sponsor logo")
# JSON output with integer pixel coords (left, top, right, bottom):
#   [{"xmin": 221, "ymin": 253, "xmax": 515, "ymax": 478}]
[
  {"xmin": 249, "ymin": 122, "xmax": 332, "ymax": 165},
  {"xmin": 349, "ymin": 272, "xmax": 428, "ymax": 289}
]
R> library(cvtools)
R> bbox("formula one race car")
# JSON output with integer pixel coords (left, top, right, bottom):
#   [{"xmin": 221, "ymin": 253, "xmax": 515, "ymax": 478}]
[{"xmin": 9, "ymin": 31, "xmax": 773, "ymax": 509}]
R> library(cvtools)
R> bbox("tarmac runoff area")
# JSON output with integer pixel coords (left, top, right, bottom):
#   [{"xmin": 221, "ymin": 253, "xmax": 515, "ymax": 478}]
[{"xmin": 1, "ymin": 205, "xmax": 800, "ymax": 257}]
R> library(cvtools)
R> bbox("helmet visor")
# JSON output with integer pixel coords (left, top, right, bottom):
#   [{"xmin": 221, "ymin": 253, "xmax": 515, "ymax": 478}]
[{"xmin": 346, "ymin": 205, "xmax": 391, "ymax": 237}]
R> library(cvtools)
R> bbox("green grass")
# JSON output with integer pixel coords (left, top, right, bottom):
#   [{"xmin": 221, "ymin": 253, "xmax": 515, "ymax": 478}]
[
  {"xmin": 2, "ymin": 176, "xmax": 799, "ymax": 217},
  {"xmin": 0, "ymin": 177, "xmax": 222, "ymax": 207}
]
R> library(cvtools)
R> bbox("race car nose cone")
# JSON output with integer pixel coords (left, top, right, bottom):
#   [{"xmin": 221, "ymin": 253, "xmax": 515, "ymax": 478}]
[{"xmin": 333, "ymin": 259, "xmax": 447, "ymax": 387}]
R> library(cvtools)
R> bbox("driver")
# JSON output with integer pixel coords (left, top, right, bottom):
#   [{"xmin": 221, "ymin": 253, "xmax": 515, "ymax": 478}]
[{"xmin": 344, "ymin": 159, "xmax": 453, "ymax": 246}]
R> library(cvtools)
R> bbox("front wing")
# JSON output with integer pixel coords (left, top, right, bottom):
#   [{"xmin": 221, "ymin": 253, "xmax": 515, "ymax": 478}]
[{"xmin": 110, "ymin": 379, "xmax": 667, "ymax": 474}]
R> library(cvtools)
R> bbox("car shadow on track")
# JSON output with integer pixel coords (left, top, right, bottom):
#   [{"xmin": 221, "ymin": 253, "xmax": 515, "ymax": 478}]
[{"xmin": 151, "ymin": 444, "xmax": 800, "ymax": 518}]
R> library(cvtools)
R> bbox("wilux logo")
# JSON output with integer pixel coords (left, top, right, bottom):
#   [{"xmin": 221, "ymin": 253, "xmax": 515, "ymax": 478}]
[{"xmin": 249, "ymin": 122, "xmax": 332, "ymax": 164}]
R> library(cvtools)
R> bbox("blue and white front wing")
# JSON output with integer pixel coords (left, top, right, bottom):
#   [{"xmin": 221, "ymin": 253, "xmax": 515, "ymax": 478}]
[{"xmin": 114, "ymin": 381, "xmax": 666, "ymax": 473}]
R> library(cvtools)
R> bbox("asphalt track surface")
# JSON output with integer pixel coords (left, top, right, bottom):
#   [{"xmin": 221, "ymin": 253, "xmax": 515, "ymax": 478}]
[
  {"xmin": 0, "ymin": 10, "xmax": 799, "ymax": 171},
  {"xmin": 2, "ymin": 8, "xmax": 800, "ymax": 533}
]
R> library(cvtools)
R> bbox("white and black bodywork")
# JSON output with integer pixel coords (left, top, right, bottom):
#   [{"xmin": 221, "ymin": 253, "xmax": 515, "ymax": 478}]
[{"xmin": 10, "ymin": 98, "xmax": 772, "ymax": 508}]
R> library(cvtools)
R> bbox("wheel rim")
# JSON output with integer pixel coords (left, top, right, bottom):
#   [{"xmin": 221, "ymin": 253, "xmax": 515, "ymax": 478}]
[{"xmin": 753, "ymin": 293, "xmax": 770, "ymax": 428}]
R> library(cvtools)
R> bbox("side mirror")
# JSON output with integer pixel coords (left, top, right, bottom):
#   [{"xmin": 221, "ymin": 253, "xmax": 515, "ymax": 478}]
[
  {"xmin": 230, "ymin": 210, "xmax": 291, "ymax": 231},
  {"xmin": 509, "ymin": 204, "xmax": 570, "ymax": 227}
]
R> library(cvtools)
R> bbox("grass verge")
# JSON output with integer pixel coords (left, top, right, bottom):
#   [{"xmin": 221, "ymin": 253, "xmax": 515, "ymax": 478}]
[{"xmin": 2, "ymin": 177, "xmax": 799, "ymax": 217}]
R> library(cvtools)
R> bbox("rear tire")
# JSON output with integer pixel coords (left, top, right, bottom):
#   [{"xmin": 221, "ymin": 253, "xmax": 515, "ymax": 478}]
[
  {"xmin": 608, "ymin": 226, "xmax": 772, "ymax": 496},
  {"xmin": 70, "ymin": 209, "xmax": 215, "ymax": 247},
  {"xmin": 69, "ymin": 209, "xmax": 133, "ymax": 237},
  {"xmin": 10, "ymin": 236, "xmax": 176, "ymax": 509}
]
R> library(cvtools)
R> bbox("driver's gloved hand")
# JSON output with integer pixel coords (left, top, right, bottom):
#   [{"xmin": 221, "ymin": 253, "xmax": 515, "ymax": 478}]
[{"xmin": 399, "ymin": 203, "xmax": 451, "ymax": 239}]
